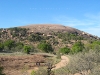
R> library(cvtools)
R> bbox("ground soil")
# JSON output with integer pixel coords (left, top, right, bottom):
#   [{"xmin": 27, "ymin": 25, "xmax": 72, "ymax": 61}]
[
  {"xmin": 0, "ymin": 54, "xmax": 46, "ymax": 75},
  {"xmin": 0, "ymin": 54, "xmax": 82, "ymax": 75},
  {"xmin": 53, "ymin": 55, "xmax": 69, "ymax": 69}
]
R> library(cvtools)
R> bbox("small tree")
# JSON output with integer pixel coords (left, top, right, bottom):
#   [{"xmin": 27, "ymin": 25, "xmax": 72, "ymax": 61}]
[
  {"xmin": 23, "ymin": 45, "xmax": 31, "ymax": 54},
  {"xmin": 0, "ymin": 66, "xmax": 5, "ymax": 75},
  {"xmin": 59, "ymin": 47, "xmax": 70, "ymax": 54},
  {"xmin": 37, "ymin": 42, "xmax": 53, "ymax": 53},
  {"xmin": 15, "ymin": 42, "xmax": 24, "ymax": 52},
  {"xmin": 71, "ymin": 41, "xmax": 84, "ymax": 54},
  {"xmin": 0, "ymin": 43, "xmax": 4, "ymax": 52},
  {"xmin": 4, "ymin": 40, "xmax": 15, "ymax": 50}
]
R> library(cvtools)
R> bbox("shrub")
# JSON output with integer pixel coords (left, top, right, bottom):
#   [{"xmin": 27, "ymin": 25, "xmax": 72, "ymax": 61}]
[
  {"xmin": 31, "ymin": 70, "xmax": 35, "ymax": 75},
  {"xmin": 59, "ymin": 47, "xmax": 70, "ymax": 54},
  {"xmin": 71, "ymin": 41, "xmax": 84, "ymax": 54},
  {"xmin": 4, "ymin": 40, "xmax": 15, "ymax": 50},
  {"xmin": 0, "ymin": 66, "xmax": 5, "ymax": 75},
  {"xmin": 0, "ymin": 43, "xmax": 4, "ymax": 52},
  {"xmin": 64, "ymin": 50, "xmax": 100, "ymax": 75},
  {"xmin": 37, "ymin": 42, "xmax": 53, "ymax": 53},
  {"xmin": 23, "ymin": 45, "xmax": 31, "ymax": 54},
  {"xmin": 28, "ymin": 34, "xmax": 43, "ymax": 42}
]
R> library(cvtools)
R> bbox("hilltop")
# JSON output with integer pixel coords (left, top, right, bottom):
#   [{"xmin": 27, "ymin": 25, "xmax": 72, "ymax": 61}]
[
  {"xmin": 20, "ymin": 24, "xmax": 99, "ymax": 38},
  {"xmin": 0, "ymin": 24, "xmax": 100, "ymax": 75},
  {"xmin": 0, "ymin": 24, "xmax": 99, "ymax": 52},
  {"xmin": 20, "ymin": 24, "xmax": 81, "ymax": 33}
]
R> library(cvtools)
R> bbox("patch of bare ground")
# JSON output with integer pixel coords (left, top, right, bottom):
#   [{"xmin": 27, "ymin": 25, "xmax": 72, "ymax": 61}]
[
  {"xmin": 53, "ymin": 55, "xmax": 69, "ymax": 70},
  {"xmin": 0, "ymin": 54, "xmax": 46, "ymax": 75}
]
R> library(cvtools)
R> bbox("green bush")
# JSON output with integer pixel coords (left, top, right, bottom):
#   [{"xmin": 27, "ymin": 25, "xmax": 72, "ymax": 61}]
[
  {"xmin": 28, "ymin": 34, "xmax": 43, "ymax": 42},
  {"xmin": 23, "ymin": 45, "xmax": 31, "ymax": 54},
  {"xmin": 4, "ymin": 40, "xmax": 15, "ymax": 50},
  {"xmin": 71, "ymin": 41, "xmax": 84, "ymax": 54},
  {"xmin": 0, "ymin": 66, "xmax": 5, "ymax": 75},
  {"xmin": 15, "ymin": 42, "xmax": 24, "ymax": 51},
  {"xmin": 31, "ymin": 70, "xmax": 35, "ymax": 75},
  {"xmin": 59, "ymin": 47, "xmax": 70, "ymax": 54},
  {"xmin": 37, "ymin": 42, "xmax": 53, "ymax": 53},
  {"xmin": 55, "ymin": 49, "xmax": 100, "ymax": 75},
  {"xmin": 0, "ymin": 43, "xmax": 4, "ymax": 52}
]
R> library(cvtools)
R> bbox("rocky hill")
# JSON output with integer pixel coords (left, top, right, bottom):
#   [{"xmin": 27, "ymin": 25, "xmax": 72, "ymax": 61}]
[
  {"xmin": 0, "ymin": 24, "xmax": 100, "ymax": 53},
  {"xmin": 0, "ymin": 24, "xmax": 100, "ymax": 75},
  {"xmin": 20, "ymin": 24, "xmax": 99, "ymax": 39},
  {"xmin": 20, "ymin": 24, "xmax": 80, "ymax": 33}
]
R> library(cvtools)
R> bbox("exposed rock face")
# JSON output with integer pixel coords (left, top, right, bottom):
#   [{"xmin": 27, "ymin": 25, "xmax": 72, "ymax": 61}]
[
  {"xmin": 20, "ymin": 24, "xmax": 99, "ymax": 39},
  {"xmin": 20, "ymin": 24, "xmax": 82, "ymax": 34}
]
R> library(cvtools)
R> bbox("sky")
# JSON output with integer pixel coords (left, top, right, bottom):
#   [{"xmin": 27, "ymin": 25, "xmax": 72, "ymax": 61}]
[{"xmin": 0, "ymin": 0, "xmax": 100, "ymax": 37}]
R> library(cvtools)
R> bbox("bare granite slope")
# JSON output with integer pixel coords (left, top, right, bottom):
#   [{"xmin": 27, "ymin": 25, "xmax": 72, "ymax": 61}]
[{"xmin": 20, "ymin": 24, "xmax": 82, "ymax": 34}]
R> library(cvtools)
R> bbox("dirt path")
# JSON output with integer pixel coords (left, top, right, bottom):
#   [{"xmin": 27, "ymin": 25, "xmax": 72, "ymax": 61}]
[
  {"xmin": 53, "ymin": 55, "xmax": 69, "ymax": 69},
  {"xmin": 27, "ymin": 55, "xmax": 69, "ymax": 74}
]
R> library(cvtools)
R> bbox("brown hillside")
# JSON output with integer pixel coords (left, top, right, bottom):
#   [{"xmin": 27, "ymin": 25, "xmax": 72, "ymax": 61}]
[{"xmin": 20, "ymin": 24, "xmax": 82, "ymax": 34}]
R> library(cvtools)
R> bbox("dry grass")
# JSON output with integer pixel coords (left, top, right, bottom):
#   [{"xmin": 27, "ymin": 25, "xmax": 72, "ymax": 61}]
[{"xmin": 0, "ymin": 54, "xmax": 46, "ymax": 75}]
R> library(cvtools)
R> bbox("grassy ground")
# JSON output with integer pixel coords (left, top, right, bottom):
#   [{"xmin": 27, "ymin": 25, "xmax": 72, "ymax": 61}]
[{"xmin": 0, "ymin": 52, "xmax": 61, "ymax": 75}]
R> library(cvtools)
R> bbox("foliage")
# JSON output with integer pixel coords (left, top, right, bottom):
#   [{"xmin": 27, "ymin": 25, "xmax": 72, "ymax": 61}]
[
  {"xmin": 16, "ymin": 42, "xmax": 24, "ymax": 49},
  {"xmin": 85, "ymin": 40, "xmax": 100, "ymax": 50},
  {"xmin": 71, "ymin": 50, "xmax": 100, "ymax": 74},
  {"xmin": 55, "ymin": 49, "xmax": 100, "ymax": 75},
  {"xmin": 0, "ymin": 26, "xmax": 100, "ymax": 54},
  {"xmin": 28, "ymin": 34, "xmax": 43, "ymax": 42},
  {"xmin": 4, "ymin": 40, "xmax": 15, "ymax": 50},
  {"xmin": 37, "ymin": 42, "xmax": 53, "ymax": 53},
  {"xmin": 0, "ymin": 66, "xmax": 5, "ymax": 75},
  {"xmin": 23, "ymin": 45, "xmax": 31, "ymax": 54},
  {"xmin": 89, "ymin": 66, "xmax": 100, "ymax": 75},
  {"xmin": 0, "ymin": 43, "xmax": 4, "ymax": 51},
  {"xmin": 9, "ymin": 27, "xmax": 28, "ymax": 37},
  {"xmin": 56, "ymin": 52, "xmax": 61, "ymax": 59},
  {"xmin": 71, "ymin": 41, "xmax": 84, "ymax": 54},
  {"xmin": 14, "ymin": 42, "xmax": 24, "ymax": 52},
  {"xmin": 59, "ymin": 47, "xmax": 70, "ymax": 54},
  {"xmin": 57, "ymin": 32, "xmax": 83, "ymax": 41},
  {"xmin": 31, "ymin": 70, "xmax": 35, "ymax": 75}
]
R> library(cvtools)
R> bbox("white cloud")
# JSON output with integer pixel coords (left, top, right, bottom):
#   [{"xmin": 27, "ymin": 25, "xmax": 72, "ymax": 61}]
[
  {"xmin": 82, "ymin": 26, "xmax": 100, "ymax": 37},
  {"xmin": 53, "ymin": 13, "xmax": 100, "ymax": 37}
]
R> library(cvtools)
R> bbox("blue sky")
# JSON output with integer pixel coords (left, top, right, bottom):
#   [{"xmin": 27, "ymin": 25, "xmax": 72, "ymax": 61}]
[{"xmin": 0, "ymin": 0, "xmax": 100, "ymax": 37}]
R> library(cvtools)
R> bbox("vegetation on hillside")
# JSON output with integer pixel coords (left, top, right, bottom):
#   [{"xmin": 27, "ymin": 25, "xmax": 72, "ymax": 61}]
[
  {"xmin": 0, "ymin": 26, "xmax": 100, "ymax": 75},
  {"xmin": 23, "ymin": 45, "xmax": 31, "ymax": 54},
  {"xmin": 37, "ymin": 41, "xmax": 53, "ymax": 53},
  {"xmin": 59, "ymin": 47, "xmax": 70, "ymax": 54},
  {"xmin": 55, "ymin": 48, "xmax": 100, "ymax": 75},
  {"xmin": 0, "ymin": 66, "xmax": 5, "ymax": 75},
  {"xmin": 0, "ymin": 27, "xmax": 100, "ymax": 54},
  {"xmin": 71, "ymin": 41, "xmax": 84, "ymax": 54}
]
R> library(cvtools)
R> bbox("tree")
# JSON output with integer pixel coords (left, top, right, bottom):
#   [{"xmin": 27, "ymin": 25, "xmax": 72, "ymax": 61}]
[
  {"xmin": 37, "ymin": 42, "xmax": 53, "ymax": 53},
  {"xmin": 23, "ymin": 45, "xmax": 31, "ymax": 54},
  {"xmin": 0, "ymin": 66, "xmax": 5, "ymax": 75},
  {"xmin": 65, "ymin": 49, "xmax": 100, "ymax": 75},
  {"xmin": 4, "ymin": 40, "xmax": 15, "ymax": 50},
  {"xmin": 59, "ymin": 47, "xmax": 70, "ymax": 54},
  {"xmin": 71, "ymin": 41, "xmax": 84, "ymax": 54},
  {"xmin": 16, "ymin": 42, "xmax": 24, "ymax": 49},
  {"xmin": 28, "ymin": 34, "xmax": 42, "ymax": 42},
  {"xmin": 0, "ymin": 43, "xmax": 4, "ymax": 52}
]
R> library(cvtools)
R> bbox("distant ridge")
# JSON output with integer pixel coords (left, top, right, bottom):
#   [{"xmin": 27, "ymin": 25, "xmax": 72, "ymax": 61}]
[{"xmin": 20, "ymin": 24, "xmax": 82, "ymax": 34}]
